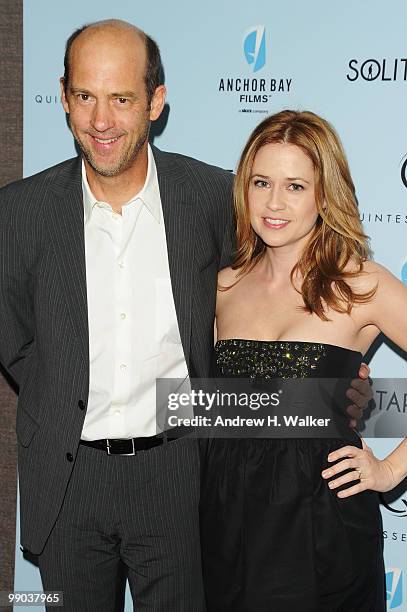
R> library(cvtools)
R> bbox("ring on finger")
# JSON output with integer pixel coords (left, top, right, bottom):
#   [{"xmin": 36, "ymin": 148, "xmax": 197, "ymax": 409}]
[{"xmin": 355, "ymin": 467, "xmax": 363, "ymax": 480}]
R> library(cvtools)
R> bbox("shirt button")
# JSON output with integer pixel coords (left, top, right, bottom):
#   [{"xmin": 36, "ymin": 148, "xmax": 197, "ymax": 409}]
[
  {"xmin": 78, "ymin": 400, "xmax": 86, "ymax": 410},
  {"xmin": 118, "ymin": 261, "xmax": 125, "ymax": 269},
  {"xmin": 120, "ymin": 313, "xmax": 126, "ymax": 320},
  {"xmin": 66, "ymin": 453, "xmax": 74, "ymax": 462},
  {"xmin": 120, "ymin": 363, "xmax": 127, "ymax": 370},
  {"xmin": 114, "ymin": 410, "xmax": 121, "ymax": 416}
]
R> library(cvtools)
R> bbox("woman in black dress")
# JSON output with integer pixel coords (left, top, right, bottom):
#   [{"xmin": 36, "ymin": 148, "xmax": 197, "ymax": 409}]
[{"xmin": 200, "ymin": 110, "xmax": 407, "ymax": 611}]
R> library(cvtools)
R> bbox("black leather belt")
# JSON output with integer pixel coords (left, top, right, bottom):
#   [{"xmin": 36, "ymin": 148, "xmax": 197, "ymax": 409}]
[{"xmin": 79, "ymin": 426, "xmax": 194, "ymax": 456}]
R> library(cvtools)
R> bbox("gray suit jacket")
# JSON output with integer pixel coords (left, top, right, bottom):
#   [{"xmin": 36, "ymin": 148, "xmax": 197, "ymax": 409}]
[{"xmin": 0, "ymin": 146, "xmax": 234, "ymax": 554}]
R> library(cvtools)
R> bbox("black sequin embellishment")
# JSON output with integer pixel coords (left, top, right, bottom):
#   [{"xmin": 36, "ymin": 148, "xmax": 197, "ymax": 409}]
[{"xmin": 215, "ymin": 339, "xmax": 328, "ymax": 379}]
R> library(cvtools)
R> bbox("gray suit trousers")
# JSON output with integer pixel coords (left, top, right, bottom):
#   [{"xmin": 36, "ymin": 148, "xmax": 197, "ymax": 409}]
[{"xmin": 38, "ymin": 437, "xmax": 205, "ymax": 612}]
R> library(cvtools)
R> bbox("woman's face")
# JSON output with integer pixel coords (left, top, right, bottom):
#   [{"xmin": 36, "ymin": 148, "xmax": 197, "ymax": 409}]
[{"xmin": 248, "ymin": 142, "xmax": 319, "ymax": 252}]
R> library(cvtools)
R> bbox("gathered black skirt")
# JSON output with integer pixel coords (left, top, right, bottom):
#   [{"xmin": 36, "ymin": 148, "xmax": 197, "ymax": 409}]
[{"xmin": 199, "ymin": 437, "xmax": 386, "ymax": 612}]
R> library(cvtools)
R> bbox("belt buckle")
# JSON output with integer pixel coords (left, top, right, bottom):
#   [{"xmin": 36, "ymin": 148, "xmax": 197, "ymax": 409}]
[{"xmin": 106, "ymin": 438, "xmax": 136, "ymax": 456}]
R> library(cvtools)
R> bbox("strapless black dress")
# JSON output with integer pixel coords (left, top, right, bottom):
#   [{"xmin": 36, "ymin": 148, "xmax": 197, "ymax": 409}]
[{"xmin": 199, "ymin": 340, "xmax": 385, "ymax": 612}]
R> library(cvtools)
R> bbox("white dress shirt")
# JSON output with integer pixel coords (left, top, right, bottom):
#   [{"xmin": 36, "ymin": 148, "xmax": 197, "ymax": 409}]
[{"xmin": 81, "ymin": 145, "xmax": 188, "ymax": 440}]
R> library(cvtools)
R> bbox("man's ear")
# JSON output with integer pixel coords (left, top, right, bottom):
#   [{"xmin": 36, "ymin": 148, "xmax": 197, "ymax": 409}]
[
  {"xmin": 149, "ymin": 85, "xmax": 166, "ymax": 121},
  {"xmin": 60, "ymin": 77, "xmax": 69, "ymax": 114}
]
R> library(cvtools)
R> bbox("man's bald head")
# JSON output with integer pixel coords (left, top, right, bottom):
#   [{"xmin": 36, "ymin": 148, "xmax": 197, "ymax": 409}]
[{"xmin": 63, "ymin": 19, "xmax": 162, "ymax": 106}]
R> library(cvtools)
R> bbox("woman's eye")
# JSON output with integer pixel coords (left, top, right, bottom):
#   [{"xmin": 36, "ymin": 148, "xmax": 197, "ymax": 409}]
[
  {"xmin": 254, "ymin": 179, "xmax": 269, "ymax": 188},
  {"xmin": 289, "ymin": 183, "xmax": 304, "ymax": 191}
]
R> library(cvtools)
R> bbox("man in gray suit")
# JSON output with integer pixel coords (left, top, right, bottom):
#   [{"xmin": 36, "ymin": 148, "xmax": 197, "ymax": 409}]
[{"xmin": 0, "ymin": 18, "xmax": 370, "ymax": 612}]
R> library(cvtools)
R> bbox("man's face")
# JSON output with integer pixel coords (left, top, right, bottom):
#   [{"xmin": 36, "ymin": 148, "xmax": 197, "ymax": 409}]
[{"xmin": 60, "ymin": 27, "xmax": 165, "ymax": 177}]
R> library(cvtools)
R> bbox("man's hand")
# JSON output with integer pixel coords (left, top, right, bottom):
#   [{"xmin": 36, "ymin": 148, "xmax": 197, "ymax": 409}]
[{"xmin": 346, "ymin": 363, "xmax": 372, "ymax": 428}]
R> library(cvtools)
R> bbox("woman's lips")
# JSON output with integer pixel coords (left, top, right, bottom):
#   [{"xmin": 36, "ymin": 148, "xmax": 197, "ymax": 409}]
[{"xmin": 262, "ymin": 217, "xmax": 290, "ymax": 230}]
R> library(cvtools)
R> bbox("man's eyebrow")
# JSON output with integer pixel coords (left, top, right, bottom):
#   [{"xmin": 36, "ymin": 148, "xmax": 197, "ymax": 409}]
[
  {"xmin": 110, "ymin": 91, "xmax": 138, "ymax": 99},
  {"xmin": 69, "ymin": 87, "xmax": 93, "ymax": 95}
]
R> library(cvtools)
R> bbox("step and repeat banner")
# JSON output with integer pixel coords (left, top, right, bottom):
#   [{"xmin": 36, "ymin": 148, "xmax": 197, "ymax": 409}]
[{"xmin": 17, "ymin": 0, "xmax": 407, "ymax": 609}]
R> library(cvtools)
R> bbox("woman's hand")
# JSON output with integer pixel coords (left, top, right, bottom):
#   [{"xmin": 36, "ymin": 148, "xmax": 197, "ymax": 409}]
[{"xmin": 321, "ymin": 439, "xmax": 399, "ymax": 498}]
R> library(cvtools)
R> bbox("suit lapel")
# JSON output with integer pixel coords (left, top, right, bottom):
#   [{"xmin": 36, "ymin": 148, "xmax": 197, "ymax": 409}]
[
  {"xmin": 153, "ymin": 146, "xmax": 196, "ymax": 367},
  {"xmin": 47, "ymin": 158, "xmax": 89, "ymax": 367},
  {"xmin": 45, "ymin": 149, "xmax": 196, "ymax": 371}
]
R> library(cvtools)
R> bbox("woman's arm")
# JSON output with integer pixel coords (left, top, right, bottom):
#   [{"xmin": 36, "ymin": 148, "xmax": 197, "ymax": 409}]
[
  {"xmin": 367, "ymin": 262, "xmax": 407, "ymax": 352},
  {"xmin": 322, "ymin": 262, "xmax": 407, "ymax": 497}
]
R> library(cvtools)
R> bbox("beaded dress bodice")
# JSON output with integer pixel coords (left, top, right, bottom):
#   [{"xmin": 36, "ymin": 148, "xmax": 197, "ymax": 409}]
[{"xmin": 214, "ymin": 339, "xmax": 362, "ymax": 379}]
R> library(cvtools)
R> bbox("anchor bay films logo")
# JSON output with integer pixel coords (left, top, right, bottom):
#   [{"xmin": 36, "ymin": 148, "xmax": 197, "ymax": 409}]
[
  {"xmin": 386, "ymin": 568, "xmax": 403, "ymax": 609},
  {"xmin": 217, "ymin": 26, "xmax": 293, "ymax": 114}
]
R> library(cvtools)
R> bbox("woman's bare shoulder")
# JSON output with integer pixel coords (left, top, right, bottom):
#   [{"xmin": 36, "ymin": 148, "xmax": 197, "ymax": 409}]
[
  {"xmin": 217, "ymin": 266, "xmax": 241, "ymax": 288},
  {"xmin": 359, "ymin": 259, "xmax": 388, "ymax": 275},
  {"xmin": 344, "ymin": 259, "xmax": 384, "ymax": 290}
]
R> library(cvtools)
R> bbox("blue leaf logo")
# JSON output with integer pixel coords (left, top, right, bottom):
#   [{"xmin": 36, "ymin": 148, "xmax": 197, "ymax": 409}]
[
  {"xmin": 386, "ymin": 568, "xmax": 403, "ymax": 609},
  {"xmin": 243, "ymin": 26, "xmax": 266, "ymax": 73}
]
